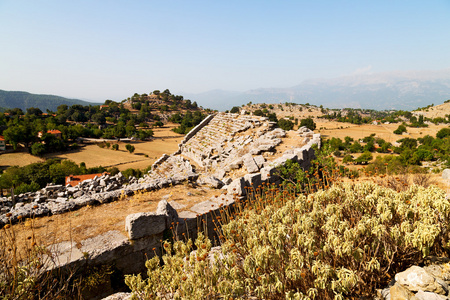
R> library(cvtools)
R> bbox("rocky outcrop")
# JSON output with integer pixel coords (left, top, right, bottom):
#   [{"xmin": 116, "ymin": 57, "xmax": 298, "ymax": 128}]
[{"xmin": 377, "ymin": 262, "xmax": 450, "ymax": 300}]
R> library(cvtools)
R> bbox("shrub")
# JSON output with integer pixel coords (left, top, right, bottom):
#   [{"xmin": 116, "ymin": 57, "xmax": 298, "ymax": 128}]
[
  {"xmin": 125, "ymin": 144, "xmax": 135, "ymax": 154},
  {"xmin": 394, "ymin": 124, "xmax": 407, "ymax": 135},
  {"xmin": 342, "ymin": 154, "xmax": 354, "ymax": 164},
  {"xmin": 112, "ymin": 144, "xmax": 119, "ymax": 151},
  {"xmin": 230, "ymin": 106, "xmax": 240, "ymax": 114},
  {"xmin": 125, "ymin": 182, "xmax": 450, "ymax": 299},
  {"xmin": 277, "ymin": 118, "xmax": 294, "ymax": 131},
  {"xmin": 300, "ymin": 117, "xmax": 316, "ymax": 130},
  {"xmin": 436, "ymin": 128, "xmax": 450, "ymax": 139}
]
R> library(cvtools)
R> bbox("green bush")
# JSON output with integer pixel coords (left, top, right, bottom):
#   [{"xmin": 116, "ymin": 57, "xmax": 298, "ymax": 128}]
[
  {"xmin": 125, "ymin": 183, "xmax": 450, "ymax": 299},
  {"xmin": 300, "ymin": 117, "xmax": 316, "ymax": 131},
  {"xmin": 394, "ymin": 124, "xmax": 407, "ymax": 135},
  {"xmin": 277, "ymin": 118, "xmax": 294, "ymax": 131}
]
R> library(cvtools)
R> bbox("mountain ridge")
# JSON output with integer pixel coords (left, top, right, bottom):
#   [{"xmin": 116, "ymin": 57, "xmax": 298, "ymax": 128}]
[
  {"xmin": 184, "ymin": 69, "xmax": 450, "ymax": 111},
  {"xmin": 0, "ymin": 90, "xmax": 100, "ymax": 112}
]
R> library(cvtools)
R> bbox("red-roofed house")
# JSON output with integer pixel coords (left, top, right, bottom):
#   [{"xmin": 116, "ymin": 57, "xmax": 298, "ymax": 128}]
[
  {"xmin": 0, "ymin": 136, "xmax": 5, "ymax": 151},
  {"xmin": 65, "ymin": 173, "xmax": 108, "ymax": 186},
  {"xmin": 38, "ymin": 129, "xmax": 62, "ymax": 139},
  {"xmin": 100, "ymin": 105, "xmax": 109, "ymax": 110}
]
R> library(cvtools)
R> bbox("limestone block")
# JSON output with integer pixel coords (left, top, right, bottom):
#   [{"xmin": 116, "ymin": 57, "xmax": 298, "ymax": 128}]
[
  {"xmin": 244, "ymin": 173, "xmax": 262, "ymax": 189},
  {"xmin": 395, "ymin": 266, "xmax": 448, "ymax": 295},
  {"xmin": 45, "ymin": 241, "xmax": 84, "ymax": 270},
  {"xmin": 190, "ymin": 200, "xmax": 221, "ymax": 215},
  {"xmin": 125, "ymin": 212, "xmax": 166, "ymax": 240},
  {"xmin": 243, "ymin": 154, "xmax": 259, "ymax": 173},
  {"xmin": 227, "ymin": 177, "xmax": 246, "ymax": 196},
  {"xmin": 253, "ymin": 155, "xmax": 266, "ymax": 168},
  {"xmin": 156, "ymin": 200, "xmax": 178, "ymax": 228},
  {"xmin": 80, "ymin": 230, "xmax": 130, "ymax": 264}
]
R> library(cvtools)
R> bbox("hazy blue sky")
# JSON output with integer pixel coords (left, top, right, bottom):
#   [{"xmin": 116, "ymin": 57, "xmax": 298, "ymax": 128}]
[{"xmin": 1, "ymin": 0, "xmax": 449, "ymax": 102}]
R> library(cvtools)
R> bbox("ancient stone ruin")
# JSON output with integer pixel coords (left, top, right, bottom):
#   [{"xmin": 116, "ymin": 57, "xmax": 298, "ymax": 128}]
[{"xmin": 1, "ymin": 112, "xmax": 321, "ymax": 299}]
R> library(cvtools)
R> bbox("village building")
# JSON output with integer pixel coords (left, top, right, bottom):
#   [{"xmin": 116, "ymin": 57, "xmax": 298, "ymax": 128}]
[
  {"xmin": 38, "ymin": 129, "xmax": 62, "ymax": 139},
  {"xmin": 0, "ymin": 136, "xmax": 5, "ymax": 151}
]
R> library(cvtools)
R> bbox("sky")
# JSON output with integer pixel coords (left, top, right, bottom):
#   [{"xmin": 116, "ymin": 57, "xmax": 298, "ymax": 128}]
[{"xmin": 1, "ymin": 0, "xmax": 450, "ymax": 103}]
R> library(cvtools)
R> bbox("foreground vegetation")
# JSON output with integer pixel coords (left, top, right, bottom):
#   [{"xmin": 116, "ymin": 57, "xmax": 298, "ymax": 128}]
[{"xmin": 125, "ymin": 181, "xmax": 448, "ymax": 299}]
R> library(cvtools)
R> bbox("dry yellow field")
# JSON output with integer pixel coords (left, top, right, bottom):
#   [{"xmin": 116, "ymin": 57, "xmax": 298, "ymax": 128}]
[
  {"xmin": 0, "ymin": 152, "xmax": 44, "ymax": 169},
  {"xmin": 315, "ymin": 119, "xmax": 449, "ymax": 144}
]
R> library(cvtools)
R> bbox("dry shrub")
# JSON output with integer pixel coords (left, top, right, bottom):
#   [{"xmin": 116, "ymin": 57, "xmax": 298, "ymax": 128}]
[
  {"xmin": 125, "ymin": 182, "xmax": 450, "ymax": 299},
  {"xmin": 0, "ymin": 216, "xmax": 80, "ymax": 299},
  {"xmin": 412, "ymin": 173, "xmax": 435, "ymax": 188}
]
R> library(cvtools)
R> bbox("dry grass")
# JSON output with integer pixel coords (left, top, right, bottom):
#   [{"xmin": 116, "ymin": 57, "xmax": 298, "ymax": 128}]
[
  {"xmin": 8, "ymin": 184, "xmax": 222, "ymax": 250},
  {"xmin": 316, "ymin": 120, "xmax": 449, "ymax": 144},
  {"xmin": 0, "ymin": 152, "xmax": 44, "ymax": 169},
  {"xmin": 45, "ymin": 138, "xmax": 181, "ymax": 171}
]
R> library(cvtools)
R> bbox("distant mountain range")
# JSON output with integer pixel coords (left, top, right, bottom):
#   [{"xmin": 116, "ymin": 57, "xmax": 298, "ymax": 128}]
[
  {"xmin": 185, "ymin": 69, "xmax": 450, "ymax": 111},
  {"xmin": 0, "ymin": 90, "xmax": 100, "ymax": 112}
]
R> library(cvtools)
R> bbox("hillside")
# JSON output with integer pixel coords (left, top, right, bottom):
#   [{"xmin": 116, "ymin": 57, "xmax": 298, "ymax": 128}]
[
  {"xmin": 0, "ymin": 90, "xmax": 100, "ymax": 112},
  {"xmin": 413, "ymin": 101, "xmax": 450, "ymax": 119}
]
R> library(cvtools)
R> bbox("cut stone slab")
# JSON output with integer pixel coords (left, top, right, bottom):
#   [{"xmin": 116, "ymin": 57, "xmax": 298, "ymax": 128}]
[
  {"xmin": 45, "ymin": 241, "xmax": 84, "ymax": 270},
  {"xmin": 243, "ymin": 154, "xmax": 259, "ymax": 173},
  {"xmin": 80, "ymin": 230, "xmax": 130, "ymax": 263},
  {"xmin": 125, "ymin": 212, "xmax": 166, "ymax": 240},
  {"xmin": 189, "ymin": 200, "xmax": 221, "ymax": 214}
]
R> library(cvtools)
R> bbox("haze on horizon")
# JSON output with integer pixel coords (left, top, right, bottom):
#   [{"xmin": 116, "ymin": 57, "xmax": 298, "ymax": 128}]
[{"xmin": 1, "ymin": 0, "xmax": 450, "ymax": 104}]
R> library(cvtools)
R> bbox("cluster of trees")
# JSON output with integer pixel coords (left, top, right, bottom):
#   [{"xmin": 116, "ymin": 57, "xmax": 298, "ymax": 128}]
[
  {"xmin": 129, "ymin": 90, "xmax": 199, "ymax": 111},
  {"xmin": 0, "ymin": 159, "xmax": 113, "ymax": 195},
  {"xmin": 0, "ymin": 89, "xmax": 210, "ymax": 156},
  {"xmin": 322, "ymin": 107, "xmax": 450, "ymax": 126},
  {"xmin": 326, "ymin": 127, "xmax": 450, "ymax": 169},
  {"xmin": 169, "ymin": 111, "xmax": 207, "ymax": 134}
]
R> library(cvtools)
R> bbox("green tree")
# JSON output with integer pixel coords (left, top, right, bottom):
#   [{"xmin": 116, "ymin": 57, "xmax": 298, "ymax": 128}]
[
  {"xmin": 277, "ymin": 119, "xmax": 294, "ymax": 131},
  {"xmin": 31, "ymin": 142, "xmax": 46, "ymax": 156},
  {"xmin": 230, "ymin": 106, "xmax": 240, "ymax": 114},
  {"xmin": 125, "ymin": 144, "xmax": 135, "ymax": 154},
  {"xmin": 355, "ymin": 151, "xmax": 373, "ymax": 164},
  {"xmin": 299, "ymin": 117, "xmax": 316, "ymax": 130},
  {"xmin": 436, "ymin": 128, "xmax": 450, "ymax": 139},
  {"xmin": 394, "ymin": 124, "xmax": 407, "ymax": 135}
]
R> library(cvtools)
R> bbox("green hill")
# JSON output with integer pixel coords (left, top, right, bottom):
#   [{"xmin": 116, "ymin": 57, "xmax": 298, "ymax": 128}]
[{"xmin": 0, "ymin": 90, "xmax": 101, "ymax": 112}]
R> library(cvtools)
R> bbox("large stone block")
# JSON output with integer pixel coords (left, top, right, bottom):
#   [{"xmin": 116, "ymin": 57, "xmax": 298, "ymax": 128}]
[{"xmin": 125, "ymin": 212, "xmax": 166, "ymax": 240}]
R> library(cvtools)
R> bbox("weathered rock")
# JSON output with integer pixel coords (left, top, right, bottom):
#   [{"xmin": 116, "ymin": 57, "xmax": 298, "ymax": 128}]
[
  {"xmin": 101, "ymin": 293, "xmax": 132, "ymax": 300},
  {"xmin": 253, "ymin": 155, "xmax": 265, "ymax": 168},
  {"xmin": 443, "ymin": 169, "xmax": 450, "ymax": 180},
  {"xmin": 198, "ymin": 176, "xmax": 224, "ymax": 189},
  {"xmin": 395, "ymin": 266, "xmax": 448, "ymax": 295},
  {"xmin": 227, "ymin": 177, "xmax": 246, "ymax": 196},
  {"xmin": 125, "ymin": 212, "xmax": 166, "ymax": 240},
  {"xmin": 415, "ymin": 291, "xmax": 448, "ymax": 300},
  {"xmin": 390, "ymin": 282, "xmax": 418, "ymax": 300}
]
